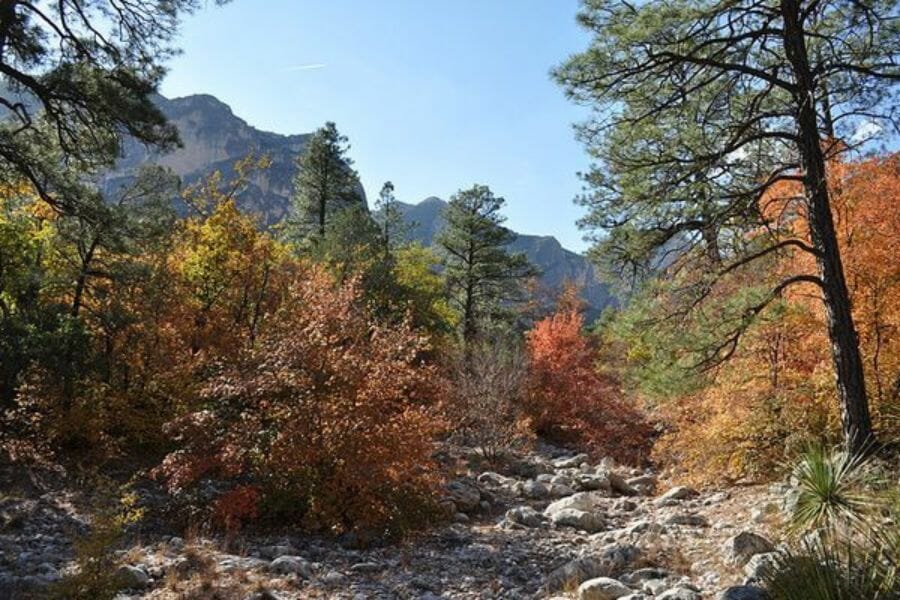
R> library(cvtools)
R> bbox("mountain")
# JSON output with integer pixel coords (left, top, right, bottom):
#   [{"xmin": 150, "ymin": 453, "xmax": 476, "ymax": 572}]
[
  {"xmin": 395, "ymin": 197, "xmax": 614, "ymax": 313},
  {"xmin": 105, "ymin": 94, "xmax": 315, "ymax": 223},
  {"xmin": 104, "ymin": 93, "xmax": 612, "ymax": 313}
]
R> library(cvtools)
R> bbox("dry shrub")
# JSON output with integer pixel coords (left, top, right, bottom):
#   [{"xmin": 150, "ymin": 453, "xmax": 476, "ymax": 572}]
[
  {"xmin": 444, "ymin": 340, "xmax": 534, "ymax": 464},
  {"xmin": 525, "ymin": 300, "xmax": 654, "ymax": 465},
  {"xmin": 156, "ymin": 267, "xmax": 445, "ymax": 537}
]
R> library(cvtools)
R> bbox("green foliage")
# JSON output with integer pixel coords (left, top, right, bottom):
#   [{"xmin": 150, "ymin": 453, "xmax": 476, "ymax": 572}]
[
  {"xmin": 789, "ymin": 445, "xmax": 877, "ymax": 536},
  {"xmin": 436, "ymin": 184, "xmax": 536, "ymax": 345},
  {"xmin": 51, "ymin": 484, "xmax": 145, "ymax": 600},
  {"xmin": 288, "ymin": 121, "xmax": 363, "ymax": 241},
  {"xmin": 764, "ymin": 538, "xmax": 899, "ymax": 600},
  {"xmin": 763, "ymin": 446, "xmax": 900, "ymax": 599}
]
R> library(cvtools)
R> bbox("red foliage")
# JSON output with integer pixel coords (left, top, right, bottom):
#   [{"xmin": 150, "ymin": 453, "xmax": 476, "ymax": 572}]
[
  {"xmin": 525, "ymin": 300, "xmax": 654, "ymax": 464},
  {"xmin": 156, "ymin": 266, "xmax": 445, "ymax": 535},
  {"xmin": 213, "ymin": 485, "xmax": 261, "ymax": 531}
]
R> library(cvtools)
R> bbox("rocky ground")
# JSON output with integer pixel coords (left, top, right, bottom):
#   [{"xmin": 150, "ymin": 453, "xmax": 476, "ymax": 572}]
[{"xmin": 0, "ymin": 447, "xmax": 796, "ymax": 599}]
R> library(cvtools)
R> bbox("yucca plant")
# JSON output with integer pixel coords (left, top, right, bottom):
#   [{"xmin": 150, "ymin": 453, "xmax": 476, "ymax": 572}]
[
  {"xmin": 763, "ymin": 444, "xmax": 900, "ymax": 600},
  {"xmin": 764, "ymin": 537, "xmax": 899, "ymax": 600},
  {"xmin": 788, "ymin": 443, "xmax": 877, "ymax": 538}
]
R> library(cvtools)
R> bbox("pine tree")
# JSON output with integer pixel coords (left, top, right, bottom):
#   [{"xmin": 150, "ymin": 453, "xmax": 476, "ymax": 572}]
[
  {"xmin": 289, "ymin": 122, "xmax": 362, "ymax": 241},
  {"xmin": 437, "ymin": 184, "xmax": 536, "ymax": 346},
  {"xmin": 554, "ymin": 0, "xmax": 900, "ymax": 452},
  {"xmin": 373, "ymin": 181, "xmax": 410, "ymax": 258}
]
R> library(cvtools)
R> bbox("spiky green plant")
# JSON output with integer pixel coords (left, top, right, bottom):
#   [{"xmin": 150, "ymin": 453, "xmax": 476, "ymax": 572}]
[
  {"xmin": 764, "ymin": 537, "xmax": 899, "ymax": 600},
  {"xmin": 765, "ymin": 444, "xmax": 900, "ymax": 599},
  {"xmin": 789, "ymin": 444, "xmax": 876, "ymax": 537}
]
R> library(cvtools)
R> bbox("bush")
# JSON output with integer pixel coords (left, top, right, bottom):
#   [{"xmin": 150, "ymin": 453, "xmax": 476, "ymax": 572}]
[
  {"xmin": 762, "ymin": 445, "xmax": 900, "ymax": 599},
  {"xmin": 156, "ymin": 267, "xmax": 445, "ymax": 537},
  {"xmin": 445, "ymin": 340, "xmax": 533, "ymax": 464},
  {"xmin": 524, "ymin": 300, "xmax": 654, "ymax": 464}
]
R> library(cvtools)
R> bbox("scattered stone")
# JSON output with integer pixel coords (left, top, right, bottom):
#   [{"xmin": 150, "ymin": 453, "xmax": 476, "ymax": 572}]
[
  {"xmin": 743, "ymin": 552, "xmax": 779, "ymax": 583},
  {"xmin": 578, "ymin": 576, "xmax": 634, "ymax": 599},
  {"xmin": 549, "ymin": 508, "xmax": 606, "ymax": 533},
  {"xmin": 718, "ymin": 586, "xmax": 769, "ymax": 600},
  {"xmin": 504, "ymin": 505, "xmax": 544, "ymax": 528},
  {"xmin": 269, "ymin": 556, "xmax": 313, "ymax": 578},
  {"xmin": 115, "ymin": 564, "xmax": 150, "ymax": 589},
  {"xmin": 724, "ymin": 532, "xmax": 776, "ymax": 566},
  {"xmin": 655, "ymin": 486, "xmax": 699, "ymax": 506}
]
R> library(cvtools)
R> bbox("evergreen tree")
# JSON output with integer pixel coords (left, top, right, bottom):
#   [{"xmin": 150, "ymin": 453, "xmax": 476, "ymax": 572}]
[
  {"xmin": 289, "ymin": 122, "xmax": 362, "ymax": 241},
  {"xmin": 554, "ymin": 0, "xmax": 900, "ymax": 452},
  {"xmin": 0, "ymin": 1, "xmax": 224, "ymax": 215},
  {"xmin": 373, "ymin": 181, "xmax": 410, "ymax": 257},
  {"xmin": 437, "ymin": 184, "xmax": 536, "ymax": 346}
]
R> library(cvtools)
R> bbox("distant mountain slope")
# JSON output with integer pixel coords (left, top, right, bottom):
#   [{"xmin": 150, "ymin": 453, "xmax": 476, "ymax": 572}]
[
  {"xmin": 100, "ymin": 93, "xmax": 611, "ymax": 313},
  {"xmin": 105, "ymin": 94, "xmax": 315, "ymax": 223},
  {"xmin": 394, "ymin": 197, "xmax": 614, "ymax": 313}
]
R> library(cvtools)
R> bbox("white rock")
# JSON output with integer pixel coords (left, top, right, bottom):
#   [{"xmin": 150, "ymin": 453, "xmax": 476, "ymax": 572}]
[
  {"xmin": 657, "ymin": 587, "xmax": 702, "ymax": 600},
  {"xmin": 545, "ymin": 491, "xmax": 606, "ymax": 516},
  {"xmin": 270, "ymin": 556, "xmax": 313, "ymax": 578},
  {"xmin": 504, "ymin": 505, "xmax": 544, "ymax": 528},
  {"xmin": 743, "ymin": 552, "xmax": 779, "ymax": 583},
  {"xmin": 578, "ymin": 576, "xmax": 633, "ymax": 599},
  {"xmin": 550, "ymin": 508, "xmax": 606, "ymax": 532},
  {"xmin": 654, "ymin": 486, "xmax": 699, "ymax": 506}
]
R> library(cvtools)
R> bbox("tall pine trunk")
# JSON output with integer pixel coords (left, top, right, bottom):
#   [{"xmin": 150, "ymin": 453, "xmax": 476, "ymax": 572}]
[{"xmin": 781, "ymin": 0, "xmax": 874, "ymax": 453}]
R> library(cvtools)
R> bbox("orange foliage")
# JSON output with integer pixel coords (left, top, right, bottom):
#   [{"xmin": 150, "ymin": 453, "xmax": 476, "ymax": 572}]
[
  {"xmin": 525, "ymin": 297, "xmax": 654, "ymax": 464},
  {"xmin": 157, "ymin": 267, "xmax": 445, "ymax": 536},
  {"xmin": 655, "ymin": 153, "xmax": 900, "ymax": 483}
]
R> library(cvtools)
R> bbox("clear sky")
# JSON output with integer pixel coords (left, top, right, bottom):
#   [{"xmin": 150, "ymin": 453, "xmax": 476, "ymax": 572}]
[{"xmin": 160, "ymin": 0, "xmax": 594, "ymax": 252}]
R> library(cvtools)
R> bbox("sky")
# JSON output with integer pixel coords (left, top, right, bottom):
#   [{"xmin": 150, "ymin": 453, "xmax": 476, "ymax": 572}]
[{"xmin": 160, "ymin": 0, "xmax": 594, "ymax": 252}]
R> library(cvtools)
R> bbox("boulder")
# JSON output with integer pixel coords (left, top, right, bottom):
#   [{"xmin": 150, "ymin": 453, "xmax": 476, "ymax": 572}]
[
  {"xmin": 504, "ymin": 505, "xmax": 544, "ymax": 528},
  {"xmin": 550, "ymin": 508, "xmax": 606, "ymax": 533},
  {"xmin": 545, "ymin": 491, "xmax": 606, "ymax": 516},
  {"xmin": 718, "ymin": 586, "xmax": 769, "ymax": 600},
  {"xmin": 743, "ymin": 552, "xmax": 779, "ymax": 583},
  {"xmin": 657, "ymin": 587, "xmax": 702, "ymax": 600},
  {"xmin": 655, "ymin": 486, "xmax": 699, "ymax": 506},
  {"xmin": 269, "ymin": 556, "xmax": 313, "ymax": 578},
  {"xmin": 115, "ymin": 565, "xmax": 150, "ymax": 589},
  {"xmin": 665, "ymin": 513, "xmax": 708, "ymax": 527},
  {"xmin": 724, "ymin": 532, "xmax": 776, "ymax": 566},
  {"xmin": 446, "ymin": 480, "xmax": 481, "ymax": 513},
  {"xmin": 578, "ymin": 577, "xmax": 634, "ymax": 599}
]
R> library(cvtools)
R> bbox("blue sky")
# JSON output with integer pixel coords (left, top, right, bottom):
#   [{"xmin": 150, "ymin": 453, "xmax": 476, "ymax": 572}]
[{"xmin": 160, "ymin": 0, "xmax": 593, "ymax": 252}]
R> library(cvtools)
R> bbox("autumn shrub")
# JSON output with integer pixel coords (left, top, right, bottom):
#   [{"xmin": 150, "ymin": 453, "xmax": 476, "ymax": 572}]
[
  {"xmin": 156, "ymin": 267, "xmax": 445, "ymax": 537},
  {"xmin": 625, "ymin": 154, "xmax": 900, "ymax": 484},
  {"xmin": 524, "ymin": 300, "xmax": 654, "ymax": 465},
  {"xmin": 445, "ymin": 339, "xmax": 533, "ymax": 464},
  {"xmin": 51, "ymin": 484, "xmax": 145, "ymax": 600}
]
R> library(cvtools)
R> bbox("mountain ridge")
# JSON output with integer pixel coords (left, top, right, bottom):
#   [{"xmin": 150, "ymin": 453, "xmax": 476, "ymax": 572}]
[{"xmin": 106, "ymin": 93, "xmax": 613, "ymax": 313}]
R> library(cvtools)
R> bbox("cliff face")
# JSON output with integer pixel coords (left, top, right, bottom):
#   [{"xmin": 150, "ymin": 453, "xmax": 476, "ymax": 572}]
[
  {"xmin": 393, "ymin": 197, "xmax": 614, "ymax": 314},
  {"xmin": 105, "ymin": 94, "xmax": 312, "ymax": 223},
  {"xmin": 102, "ymin": 93, "xmax": 611, "ymax": 313}
]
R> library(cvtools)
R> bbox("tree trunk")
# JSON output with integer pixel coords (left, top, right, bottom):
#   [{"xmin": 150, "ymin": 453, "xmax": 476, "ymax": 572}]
[{"xmin": 781, "ymin": 0, "xmax": 874, "ymax": 453}]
